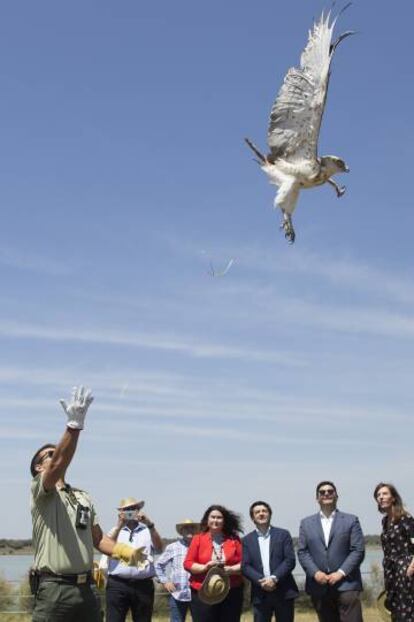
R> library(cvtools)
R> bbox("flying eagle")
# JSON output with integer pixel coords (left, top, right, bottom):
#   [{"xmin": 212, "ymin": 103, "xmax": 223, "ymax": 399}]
[{"xmin": 245, "ymin": 9, "xmax": 354, "ymax": 243}]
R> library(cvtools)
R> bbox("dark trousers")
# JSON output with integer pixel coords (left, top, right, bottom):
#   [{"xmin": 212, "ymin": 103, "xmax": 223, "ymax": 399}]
[
  {"xmin": 105, "ymin": 576, "xmax": 154, "ymax": 622},
  {"xmin": 191, "ymin": 586, "xmax": 243, "ymax": 622},
  {"xmin": 311, "ymin": 590, "xmax": 363, "ymax": 622},
  {"xmin": 253, "ymin": 596, "xmax": 295, "ymax": 622},
  {"xmin": 32, "ymin": 580, "xmax": 101, "ymax": 622}
]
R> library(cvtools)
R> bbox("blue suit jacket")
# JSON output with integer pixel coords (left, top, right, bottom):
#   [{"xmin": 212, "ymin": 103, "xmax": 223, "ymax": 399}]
[
  {"xmin": 242, "ymin": 526, "xmax": 298, "ymax": 604},
  {"xmin": 297, "ymin": 510, "xmax": 365, "ymax": 596}
]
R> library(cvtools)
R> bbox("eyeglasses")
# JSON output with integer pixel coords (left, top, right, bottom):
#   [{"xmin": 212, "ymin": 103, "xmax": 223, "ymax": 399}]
[
  {"xmin": 38, "ymin": 449, "xmax": 54, "ymax": 464},
  {"xmin": 318, "ymin": 489, "xmax": 336, "ymax": 497}
]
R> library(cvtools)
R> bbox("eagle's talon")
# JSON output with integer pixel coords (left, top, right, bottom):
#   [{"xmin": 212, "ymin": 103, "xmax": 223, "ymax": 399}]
[
  {"xmin": 281, "ymin": 220, "xmax": 296, "ymax": 244},
  {"xmin": 336, "ymin": 185, "xmax": 346, "ymax": 198}
]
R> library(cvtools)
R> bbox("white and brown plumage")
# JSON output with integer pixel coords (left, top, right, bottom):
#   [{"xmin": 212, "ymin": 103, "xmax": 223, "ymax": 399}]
[{"xmin": 246, "ymin": 9, "xmax": 354, "ymax": 243}]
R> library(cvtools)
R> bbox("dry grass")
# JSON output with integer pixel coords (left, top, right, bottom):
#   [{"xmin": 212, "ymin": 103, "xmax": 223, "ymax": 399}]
[{"xmin": 0, "ymin": 607, "xmax": 381, "ymax": 621}]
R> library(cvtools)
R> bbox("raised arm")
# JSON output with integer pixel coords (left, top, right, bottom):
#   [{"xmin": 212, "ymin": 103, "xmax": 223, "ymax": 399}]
[{"xmin": 42, "ymin": 386, "xmax": 93, "ymax": 491}]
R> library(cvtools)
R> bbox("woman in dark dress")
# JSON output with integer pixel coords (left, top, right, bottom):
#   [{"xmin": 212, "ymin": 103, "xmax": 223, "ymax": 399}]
[{"xmin": 374, "ymin": 483, "xmax": 414, "ymax": 621}]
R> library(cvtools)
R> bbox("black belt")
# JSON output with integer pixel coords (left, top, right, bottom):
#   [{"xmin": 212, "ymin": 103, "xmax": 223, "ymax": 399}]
[
  {"xmin": 108, "ymin": 574, "xmax": 154, "ymax": 584},
  {"xmin": 39, "ymin": 571, "xmax": 92, "ymax": 586}
]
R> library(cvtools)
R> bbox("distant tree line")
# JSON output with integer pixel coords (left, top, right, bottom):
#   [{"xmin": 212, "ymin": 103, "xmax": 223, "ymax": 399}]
[
  {"xmin": 0, "ymin": 535, "xmax": 382, "ymax": 553},
  {"xmin": 0, "ymin": 539, "xmax": 32, "ymax": 553}
]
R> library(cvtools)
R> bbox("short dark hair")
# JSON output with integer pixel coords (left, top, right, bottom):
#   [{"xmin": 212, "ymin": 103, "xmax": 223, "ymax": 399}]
[
  {"xmin": 200, "ymin": 505, "xmax": 243, "ymax": 537},
  {"xmin": 316, "ymin": 481, "xmax": 337, "ymax": 496},
  {"xmin": 30, "ymin": 444, "xmax": 56, "ymax": 478},
  {"xmin": 249, "ymin": 501, "xmax": 273, "ymax": 520}
]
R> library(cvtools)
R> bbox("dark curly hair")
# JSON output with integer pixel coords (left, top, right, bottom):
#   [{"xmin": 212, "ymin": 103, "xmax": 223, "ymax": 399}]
[
  {"xmin": 200, "ymin": 505, "xmax": 243, "ymax": 537},
  {"xmin": 373, "ymin": 482, "xmax": 408, "ymax": 522}
]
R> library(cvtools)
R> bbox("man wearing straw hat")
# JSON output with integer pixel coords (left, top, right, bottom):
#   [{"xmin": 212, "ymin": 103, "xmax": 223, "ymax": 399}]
[
  {"xmin": 155, "ymin": 518, "xmax": 200, "ymax": 621},
  {"xmin": 106, "ymin": 496, "xmax": 163, "ymax": 622}
]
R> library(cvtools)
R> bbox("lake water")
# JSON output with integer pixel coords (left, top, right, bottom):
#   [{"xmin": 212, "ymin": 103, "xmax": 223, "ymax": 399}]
[{"xmin": 0, "ymin": 548, "xmax": 384, "ymax": 584}]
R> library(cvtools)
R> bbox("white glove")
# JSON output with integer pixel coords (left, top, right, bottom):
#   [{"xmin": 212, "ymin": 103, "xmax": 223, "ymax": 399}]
[{"xmin": 59, "ymin": 385, "xmax": 94, "ymax": 430}]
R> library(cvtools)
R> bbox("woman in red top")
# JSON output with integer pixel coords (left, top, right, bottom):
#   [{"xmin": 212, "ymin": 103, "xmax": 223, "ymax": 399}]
[{"xmin": 184, "ymin": 504, "xmax": 243, "ymax": 622}]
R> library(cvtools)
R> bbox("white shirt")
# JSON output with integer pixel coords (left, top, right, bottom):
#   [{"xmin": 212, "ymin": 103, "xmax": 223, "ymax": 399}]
[
  {"xmin": 108, "ymin": 523, "xmax": 155, "ymax": 579},
  {"xmin": 320, "ymin": 510, "xmax": 336, "ymax": 547},
  {"xmin": 319, "ymin": 511, "xmax": 345, "ymax": 576},
  {"xmin": 256, "ymin": 527, "xmax": 275, "ymax": 579}
]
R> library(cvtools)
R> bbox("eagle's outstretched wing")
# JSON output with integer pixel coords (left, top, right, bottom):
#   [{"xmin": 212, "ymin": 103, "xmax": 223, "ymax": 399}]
[{"xmin": 267, "ymin": 11, "xmax": 353, "ymax": 164}]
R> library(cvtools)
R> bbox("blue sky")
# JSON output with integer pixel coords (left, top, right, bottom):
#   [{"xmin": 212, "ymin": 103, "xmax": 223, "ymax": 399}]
[{"xmin": 1, "ymin": 0, "xmax": 413, "ymax": 539}]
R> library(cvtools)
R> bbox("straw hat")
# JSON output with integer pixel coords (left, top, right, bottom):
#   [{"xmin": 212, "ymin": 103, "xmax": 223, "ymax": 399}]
[
  {"xmin": 376, "ymin": 590, "xmax": 391, "ymax": 621},
  {"xmin": 117, "ymin": 497, "xmax": 144, "ymax": 510},
  {"xmin": 198, "ymin": 566, "xmax": 230, "ymax": 605},
  {"xmin": 175, "ymin": 519, "xmax": 200, "ymax": 535}
]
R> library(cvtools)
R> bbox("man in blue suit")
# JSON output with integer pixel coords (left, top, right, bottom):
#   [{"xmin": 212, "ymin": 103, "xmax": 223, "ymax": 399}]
[
  {"xmin": 297, "ymin": 481, "xmax": 365, "ymax": 622},
  {"xmin": 242, "ymin": 501, "xmax": 298, "ymax": 622}
]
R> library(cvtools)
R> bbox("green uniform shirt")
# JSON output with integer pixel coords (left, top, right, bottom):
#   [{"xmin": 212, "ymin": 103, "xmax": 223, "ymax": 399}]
[{"xmin": 31, "ymin": 474, "xmax": 99, "ymax": 574}]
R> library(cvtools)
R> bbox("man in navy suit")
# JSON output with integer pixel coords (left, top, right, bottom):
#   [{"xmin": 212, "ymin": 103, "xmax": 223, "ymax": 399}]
[
  {"xmin": 242, "ymin": 501, "xmax": 298, "ymax": 622},
  {"xmin": 297, "ymin": 481, "xmax": 365, "ymax": 622}
]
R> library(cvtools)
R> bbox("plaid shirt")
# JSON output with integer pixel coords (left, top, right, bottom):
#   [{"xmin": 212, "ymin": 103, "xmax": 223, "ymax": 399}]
[{"xmin": 155, "ymin": 539, "xmax": 191, "ymax": 602}]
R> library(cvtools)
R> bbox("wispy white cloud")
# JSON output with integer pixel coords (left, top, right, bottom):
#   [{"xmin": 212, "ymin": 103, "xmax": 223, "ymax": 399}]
[
  {"xmin": 0, "ymin": 319, "xmax": 306, "ymax": 366},
  {"xmin": 239, "ymin": 246, "xmax": 414, "ymax": 306},
  {"xmin": 165, "ymin": 234, "xmax": 414, "ymax": 308},
  {"xmin": 0, "ymin": 245, "xmax": 71, "ymax": 276},
  {"xmin": 87, "ymin": 418, "xmax": 394, "ymax": 448}
]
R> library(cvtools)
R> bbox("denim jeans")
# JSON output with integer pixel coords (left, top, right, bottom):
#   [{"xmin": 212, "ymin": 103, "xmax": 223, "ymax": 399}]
[{"xmin": 169, "ymin": 595, "xmax": 191, "ymax": 622}]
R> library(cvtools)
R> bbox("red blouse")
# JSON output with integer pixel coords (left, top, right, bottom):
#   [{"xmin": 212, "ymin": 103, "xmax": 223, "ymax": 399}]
[{"xmin": 183, "ymin": 531, "xmax": 243, "ymax": 590}]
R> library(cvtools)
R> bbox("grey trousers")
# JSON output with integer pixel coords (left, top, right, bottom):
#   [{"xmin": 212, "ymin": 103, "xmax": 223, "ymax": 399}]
[
  {"xmin": 311, "ymin": 590, "xmax": 363, "ymax": 622},
  {"xmin": 32, "ymin": 580, "xmax": 102, "ymax": 622}
]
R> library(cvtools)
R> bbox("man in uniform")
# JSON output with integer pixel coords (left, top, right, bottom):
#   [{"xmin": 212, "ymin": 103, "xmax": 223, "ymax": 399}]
[{"xmin": 30, "ymin": 386, "xmax": 146, "ymax": 621}]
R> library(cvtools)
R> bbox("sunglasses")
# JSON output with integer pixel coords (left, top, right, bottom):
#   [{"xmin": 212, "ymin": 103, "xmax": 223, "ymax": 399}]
[
  {"xmin": 318, "ymin": 489, "xmax": 336, "ymax": 497},
  {"xmin": 37, "ymin": 449, "xmax": 54, "ymax": 465}
]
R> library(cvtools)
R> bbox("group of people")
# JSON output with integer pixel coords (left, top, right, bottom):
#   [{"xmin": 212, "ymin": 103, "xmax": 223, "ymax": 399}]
[{"xmin": 29, "ymin": 387, "xmax": 414, "ymax": 622}]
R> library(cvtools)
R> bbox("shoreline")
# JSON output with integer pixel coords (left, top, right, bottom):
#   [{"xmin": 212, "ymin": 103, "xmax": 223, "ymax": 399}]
[
  {"xmin": 0, "ymin": 547, "xmax": 33, "ymax": 556},
  {"xmin": 0, "ymin": 544, "xmax": 383, "ymax": 556}
]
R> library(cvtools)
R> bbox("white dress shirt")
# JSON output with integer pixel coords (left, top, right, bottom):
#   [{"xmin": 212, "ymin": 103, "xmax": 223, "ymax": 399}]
[
  {"xmin": 320, "ymin": 510, "xmax": 336, "ymax": 547},
  {"xmin": 319, "ymin": 511, "xmax": 345, "ymax": 576},
  {"xmin": 256, "ymin": 527, "xmax": 276, "ymax": 579}
]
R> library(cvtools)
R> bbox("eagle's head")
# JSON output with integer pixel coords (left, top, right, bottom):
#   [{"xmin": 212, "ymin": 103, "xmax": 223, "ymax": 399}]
[{"xmin": 321, "ymin": 156, "xmax": 350, "ymax": 175}]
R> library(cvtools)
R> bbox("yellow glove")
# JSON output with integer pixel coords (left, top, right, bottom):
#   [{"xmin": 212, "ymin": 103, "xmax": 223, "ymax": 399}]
[
  {"xmin": 92, "ymin": 562, "xmax": 106, "ymax": 590},
  {"xmin": 112, "ymin": 543, "xmax": 148, "ymax": 569}
]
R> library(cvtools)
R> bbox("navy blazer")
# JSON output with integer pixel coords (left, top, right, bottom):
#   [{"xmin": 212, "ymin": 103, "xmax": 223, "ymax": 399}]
[
  {"xmin": 242, "ymin": 526, "xmax": 299, "ymax": 604},
  {"xmin": 297, "ymin": 510, "xmax": 365, "ymax": 596}
]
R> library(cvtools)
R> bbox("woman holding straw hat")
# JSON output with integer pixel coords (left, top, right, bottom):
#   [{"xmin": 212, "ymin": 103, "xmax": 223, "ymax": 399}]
[
  {"xmin": 184, "ymin": 504, "xmax": 243, "ymax": 622},
  {"xmin": 374, "ymin": 483, "xmax": 414, "ymax": 621}
]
